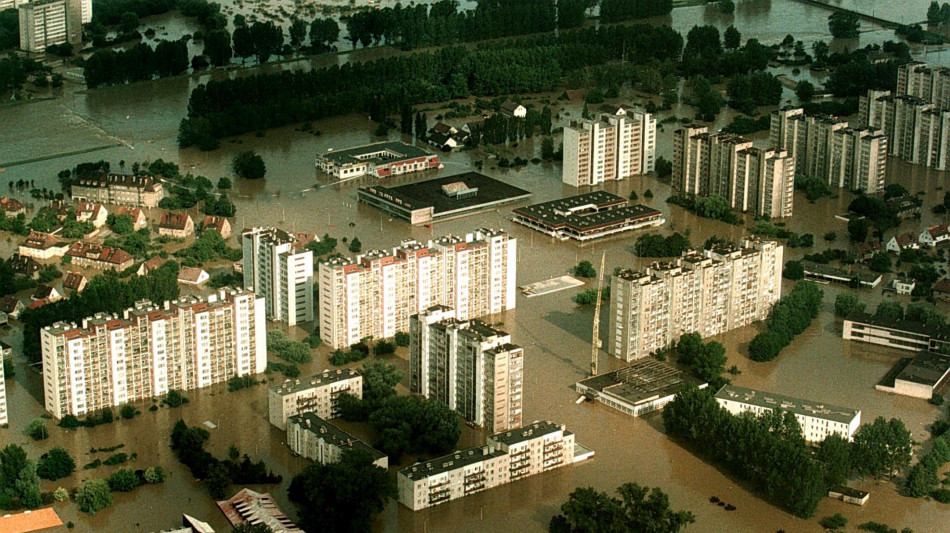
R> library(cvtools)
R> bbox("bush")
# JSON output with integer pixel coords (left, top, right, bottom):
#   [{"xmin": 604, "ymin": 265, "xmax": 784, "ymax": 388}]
[
  {"xmin": 102, "ymin": 453, "xmax": 128, "ymax": 466},
  {"xmin": 572, "ymin": 260, "xmax": 596, "ymax": 278},
  {"xmin": 58, "ymin": 414, "xmax": 82, "ymax": 429},
  {"xmin": 76, "ymin": 479, "xmax": 113, "ymax": 514},
  {"xmin": 394, "ymin": 332, "xmax": 410, "ymax": 347},
  {"xmin": 36, "ymin": 447, "xmax": 76, "ymax": 481},
  {"xmin": 165, "ymin": 389, "xmax": 187, "ymax": 407},
  {"xmin": 232, "ymin": 151, "xmax": 266, "ymax": 179},
  {"xmin": 228, "ymin": 375, "xmax": 259, "ymax": 392},
  {"xmin": 144, "ymin": 466, "xmax": 166, "ymax": 484},
  {"xmin": 107, "ymin": 468, "xmax": 140, "ymax": 492},
  {"xmin": 25, "ymin": 418, "xmax": 49, "ymax": 441},
  {"xmin": 53, "ymin": 487, "xmax": 70, "ymax": 502},
  {"xmin": 820, "ymin": 513, "xmax": 848, "ymax": 529},
  {"xmin": 120, "ymin": 404, "xmax": 138, "ymax": 419}
]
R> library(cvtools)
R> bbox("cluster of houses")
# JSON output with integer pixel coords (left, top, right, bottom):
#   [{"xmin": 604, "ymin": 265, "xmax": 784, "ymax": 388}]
[
  {"xmin": 425, "ymin": 100, "xmax": 527, "ymax": 151},
  {"xmin": 877, "ymin": 223, "xmax": 950, "ymax": 298}
]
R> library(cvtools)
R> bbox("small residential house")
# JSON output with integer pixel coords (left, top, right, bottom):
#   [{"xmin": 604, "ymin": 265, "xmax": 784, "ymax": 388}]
[
  {"xmin": 202, "ymin": 215, "xmax": 231, "ymax": 239},
  {"xmin": 598, "ymin": 103, "xmax": 635, "ymax": 116},
  {"xmin": 0, "ymin": 197, "xmax": 25, "ymax": 217},
  {"xmin": 856, "ymin": 241, "xmax": 883, "ymax": 261},
  {"xmin": 431, "ymin": 122, "xmax": 458, "ymax": 137},
  {"xmin": 18, "ymin": 232, "xmax": 69, "ymax": 260},
  {"xmin": 76, "ymin": 203, "xmax": 109, "ymax": 228},
  {"xmin": 933, "ymin": 278, "xmax": 950, "ymax": 302},
  {"xmin": 885, "ymin": 195, "xmax": 921, "ymax": 219},
  {"xmin": 0, "ymin": 312, "xmax": 8, "ymax": 327},
  {"xmin": 499, "ymin": 100, "xmax": 527, "ymax": 118},
  {"xmin": 918, "ymin": 225, "xmax": 950, "ymax": 247},
  {"xmin": 886, "ymin": 233, "xmax": 919, "ymax": 254},
  {"xmin": 63, "ymin": 272, "xmax": 87, "ymax": 293},
  {"xmin": 117, "ymin": 206, "xmax": 148, "ymax": 230},
  {"xmin": 428, "ymin": 132, "xmax": 458, "ymax": 151},
  {"xmin": 137, "ymin": 256, "xmax": 165, "ymax": 276},
  {"xmin": 65, "ymin": 242, "xmax": 135, "ymax": 271},
  {"xmin": 7, "ymin": 254, "xmax": 39, "ymax": 278},
  {"xmin": 177, "ymin": 266, "xmax": 209, "ymax": 285},
  {"xmin": 892, "ymin": 277, "xmax": 916, "ymax": 295},
  {"xmin": 46, "ymin": 200, "xmax": 71, "ymax": 220},
  {"xmin": 32, "ymin": 285, "xmax": 60, "ymax": 302},
  {"xmin": 0, "ymin": 296, "xmax": 24, "ymax": 319},
  {"xmin": 158, "ymin": 212, "xmax": 194, "ymax": 238}
]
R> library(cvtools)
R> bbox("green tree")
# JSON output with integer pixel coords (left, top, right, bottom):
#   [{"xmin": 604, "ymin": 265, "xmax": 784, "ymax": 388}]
[
  {"xmin": 820, "ymin": 514, "xmax": 848, "ymax": 530},
  {"xmin": 165, "ymin": 389, "xmax": 186, "ymax": 407},
  {"xmin": 217, "ymin": 177, "xmax": 232, "ymax": 189},
  {"xmin": 289, "ymin": 18, "xmax": 308, "ymax": 53},
  {"xmin": 119, "ymin": 11, "xmax": 139, "ymax": 33},
  {"xmin": 868, "ymin": 252, "xmax": 892, "ymax": 273},
  {"xmin": 573, "ymin": 260, "xmax": 596, "ymax": 278},
  {"xmin": 875, "ymin": 301, "xmax": 904, "ymax": 322},
  {"xmin": 143, "ymin": 466, "xmax": 166, "ymax": 484},
  {"xmin": 349, "ymin": 238, "xmax": 362, "ymax": 253},
  {"xmin": 929, "ymin": 1, "xmax": 942, "ymax": 25},
  {"xmin": 816, "ymin": 434, "xmax": 853, "ymax": 488},
  {"xmin": 795, "ymin": 80, "xmax": 815, "ymax": 102},
  {"xmin": 76, "ymin": 479, "xmax": 113, "ymax": 513},
  {"xmin": 24, "ymin": 418, "xmax": 49, "ymax": 441},
  {"xmin": 847, "ymin": 218, "xmax": 870, "ymax": 242},
  {"xmin": 783, "ymin": 260, "xmax": 804, "ymax": 280},
  {"xmin": 549, "ymin": 483, "xmax": 695, "ymax": 533},
  {"xmin": 204, "ymin": 29, "xmax": 233, "ymax": 67},
  {"xmin": 834, "ymin": 292, "xmax": 865, "ymax": 318},
  {"xmin": 289, "ymin": 449, "xmax": 395, "ymax": 533},
  {"xmin": 233, "ymin": 151, "xmax": 266, "ymax": 179},
  {"xmin": 828, "ymin": 12, "xmax": 860, "ymax": 38},
  {"xmin": 36, "ymin": 447, "xmax": 76, "ymax": 481},
  {"xmin": 107, "ymin": 468, "xmax": 140, "ymax": 492},
  {"xmin": 852, "ymin": 417, "xmax": 913, "ymax": 479},
  {"xmin": 723, "ymin": 25, "xmax": 741, "ymax": 49}
]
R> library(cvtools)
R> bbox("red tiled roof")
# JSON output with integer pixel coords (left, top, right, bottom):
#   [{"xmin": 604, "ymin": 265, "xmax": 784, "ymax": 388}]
[
  {"xmin": 160, "ymin": 211, "xmax": 192, "ymax": 230},
  {"xmin": 0, "ymin": 507, "xmax": 63, "ymax": 533},
  {"xmin": 0, "ymin": 197, "xmax": 25, "ymax": 212},
  {"xmin": 66, "ymin": 242, "xmax": 134, "ymax": 265},
  {"xmin": 63, "ymin": 272, "xmax": 86, "ymax": 290}
]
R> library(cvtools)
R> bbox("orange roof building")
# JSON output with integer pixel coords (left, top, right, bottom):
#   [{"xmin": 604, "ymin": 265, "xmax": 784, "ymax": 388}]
[{"xmin": 0, "ymin": 508, "xmax": 63, "ymax": 533}]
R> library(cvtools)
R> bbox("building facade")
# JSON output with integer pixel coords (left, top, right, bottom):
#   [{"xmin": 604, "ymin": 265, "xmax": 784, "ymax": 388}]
[
  {"xmin": 242, "ymin": 227, "xmax": 314, "ymax": 327},
  {"xmin": 609, "ymin": 238, "xmax": 783, "ymax": 361},
  {"xmin": 70, "ymin": 174, "xmax": 164, "ymax": 207},
  {"xmin": 268, "ymin": 368, "xmax": 362, "ymax": 430},
  {"xmin": 714, "ymin": 385, "xmax": 862, "ymax": 442},
  {"xmin": 397, "ymin": 421, "xmax": 589, "ymax": 511},
  {"xmin": 41, "ymin": 289, "xmax": 266, "ymax": 419},
  {"xmin": 562, "ymin": 109, "xmax": 656, "ymax": 187},
  {"xmin": 0, "ymin": 353, "xmax": 7, "ymax": 425},
  {"xmin": 315, "ymin": 141, "xmax": 442, "ymax": 179},
  {"xmin": 318, "ymin": 228, "xmax": 516, "ymax": 349},
  {"xmin": 286, "ymin": 412, "xmax": 387, "ymax": 468},
  {"xmin": 409, "ymin": 307, "xmax": 523, "ymax": 432},
  {"xmin": 18, "ymin": 0, "xmax": 80, "ymax": 53},
  {"xmin": 672, "ymin": 126, "xmax": 795, "ymax": 217}
]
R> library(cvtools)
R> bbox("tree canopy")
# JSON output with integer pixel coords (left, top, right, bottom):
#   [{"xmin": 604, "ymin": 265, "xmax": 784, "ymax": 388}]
[{"xmin": 549, "ymin": 482, "xmax": 694, "ymax": 533}]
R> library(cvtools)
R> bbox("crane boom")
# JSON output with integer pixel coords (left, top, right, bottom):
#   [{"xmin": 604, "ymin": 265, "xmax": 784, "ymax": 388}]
[{"xmin": 591, "ymin": 251, "xmax": 606, "ymax": 377}]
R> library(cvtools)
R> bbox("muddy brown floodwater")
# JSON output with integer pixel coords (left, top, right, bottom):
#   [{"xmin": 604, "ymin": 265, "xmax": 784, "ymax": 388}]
[{"xmin": 5, "ymin": 1, "xmax": 950, "ymax": 531}]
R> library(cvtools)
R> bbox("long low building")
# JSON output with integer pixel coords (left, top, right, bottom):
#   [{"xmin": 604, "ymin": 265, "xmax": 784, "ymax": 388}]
[
  {"xmin": 575, "ymin": 359, "xmax": 707, "ymax": 417},
  {"xmin": 316, "ymin": 141, "xmax": 442, "ymax": 180},
  {"xmin": 801, "ymin": 260, "xmax": 882, "ymax": 288},
  {"xmin": 268, "ymin": 369, "xmax": 362, "ymax": 430},
  {"xmin": 714, "ymin": 385, "xmax": 861, "ymax": 442},
  {"xmin": 286, "ymin": 412, "xmax": 387, "ymax": 469},
  {"xmin": 876, "ymin": 350, "xmax": 950, "ymax": 400},
  {"xmin": 397, "ymin": 421, "xmax": 593, "ymax": 511},
  {"xmin": 512, "ymin": 191, "xmax": 664, "ymax": 242},
  {"xmin": 357, "ymin": 172, "xmax": 532, "ymax": 225},
  {"xmin": 843, "ymin": 311, "xmax": 950, "ymax": 352}
]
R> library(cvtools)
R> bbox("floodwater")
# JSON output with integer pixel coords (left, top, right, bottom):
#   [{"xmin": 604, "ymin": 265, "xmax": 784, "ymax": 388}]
[{"xmin": 4, "ymin": 1, "xmax": 950, "ymax": 531}]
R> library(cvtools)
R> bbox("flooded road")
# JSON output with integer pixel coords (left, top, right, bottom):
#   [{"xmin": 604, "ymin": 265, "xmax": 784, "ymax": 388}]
[{"xmin": 4, "ymin": 1, "xmax": 950, "ymax": 531}]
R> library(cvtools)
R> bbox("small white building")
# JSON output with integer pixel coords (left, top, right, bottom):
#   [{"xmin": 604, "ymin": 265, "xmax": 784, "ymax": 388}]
[
  {"xmin": 499, "ymin": 101, "xmax": 527, "ymax": 118},
  {"xmin": 892, "ymin": 277, "xmax": 916, "ymax": 295},
  {"xmin": 268, "ymin": 369, "xmax": 362, "ymax": 430},
  {"xmin": 886, "ymin": 232, "xmax": 919, "ymax": 253},
  {"xmin": 918, "ymin": 224, "xmax": 950, "ymax": 247},
  {"xmin": 177, "ymin": 267, "xmax": 209, "ymax": 285},
  {"xmin": 714, "ymin": 385, "xmax": 861, "ymax": 443},
  {"xmin": 76, "ymin": 202, "xmax": 108, "ymax": 228}
]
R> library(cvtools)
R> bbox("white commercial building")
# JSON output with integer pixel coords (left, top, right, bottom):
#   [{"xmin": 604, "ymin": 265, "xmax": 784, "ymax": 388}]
[
  {"xmin": 286, "ymin": 412, "xmax": 387, "ymax": 468},
  {"xmin": 318, "ymin": 228, "xmax": 517, "ymax": 350},
  {"xmin": 18, "ymin": 0, "xmax": 81, "ymax": 52},
  {"xmin": 410, "ymin": 306, "xmax": 523, "ymax": 432},
  {"xmin": 268, "ymin": 368, "xmax": 362, "ymax": 430},
  {"xmin": 41, "ymin": 288, "xmax": 266, "ymax": 419},
  {"xmin": 397, "ymin": 421, "xmax": 592, "ymax": 511},
  {"xmin": 562, "ymin": 109, "xmax": 656, "ymax": 187},
  {"xmin": 610, "ymin": 238, "xmax": 783, "ymax": 362},
  {"xmin": 715, "ymin": 385, "xmax": 862, "ymax": 443},
  {"xmin": 242, "ymin": 227, "xmax": 313, "ymax": 326}
]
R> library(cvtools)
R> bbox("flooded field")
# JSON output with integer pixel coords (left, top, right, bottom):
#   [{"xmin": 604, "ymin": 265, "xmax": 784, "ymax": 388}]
[{"xmin": 4, "ymin": 0, "xmax": 950, "ymax": 531}]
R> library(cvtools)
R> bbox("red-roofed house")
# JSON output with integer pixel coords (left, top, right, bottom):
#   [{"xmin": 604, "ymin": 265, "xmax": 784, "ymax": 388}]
[
  {"xmin": 0, "ymin": 197, "xmax": 26, "ymax": 216},
  {"xmin": 886, "ymin": 232, "xmax": 919, "ymax": 253},
  {"xmin": 934, "ymin": 278, "xmax": 950, "ymax": 302},
  {"xmin": 918, "ymin": 225, "xmax": 950, "ymax": 247},
  {"xmin": 0, "ymin": 507, "xmax": 64, "ymax": 533},
  {"xmin": 18, "ymin": 232, "xmax": 69, "ymax": 260},
  {"xmin": 202, "ymin": 215, "xmax": 231, "ymax": 239},
  {"xmin": 76, "ymin": 202, "xmax": 108, "ymax": 228},
  {"xmin": 117, "ymin": 206, "xmax": 147, "ymax": 229},
  {"xmin": 32, "ymin": 285, "xmax": 61, "ymax": 302},
  {"xmin": 63, "ymin": 272, "xmax": 87, "ymax": 293},
  {"xmin": 159, "ymin": 212, "xmax": 194, "ymax": 238},
  {"xmin": 178, "ymin": 266, "xmax": 209, "ymax": 285},
  {"xmin": 66, "ymin": 242, "xmax": 135, "ymax": 271},
  {"xmin": 0, "ymin": 296, "xmax": 25, "ymax": 318},
  {"xmin": 137, "ymin": 256, "xmax": 165, "ymax": 276}
]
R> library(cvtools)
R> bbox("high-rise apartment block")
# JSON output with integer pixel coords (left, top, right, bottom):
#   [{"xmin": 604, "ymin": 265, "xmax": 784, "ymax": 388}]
[
  {"xmin": 562, "ymin": 109, "xmax": 656, "ymax": 187},
  {"xmin": 318, "ymin": 228, "xmax": 516, "ymax": 350},
  {"xmin": 672, "ymin": 126, "xmax": 795, "ymax": 218},
  {"xmin": 409, "ymin": 306, "xmax": 523, "ymax": 432},
  {"xmin": 18, "ymin": 0, "xmax": 81, "ymax": 53},
  {"xmin": 268, "ymin": 368, "xmax": 362, "ymax": 430},
  {"xmin": 41, "ymin": 289, "xmax": 266, "ymax": 419},
  {"xmin": 609, "ymin": 238, "xmax": 783, "ymax": 361},
  {"xmin": 896, "ymin": 61, "xmax": 950, "ymax": 110},
  {"xmin": 860, "ymin": 89, "xmax": 950, "ymax": 170},
  {"xmin": 397, "ymin": 421, "xmax": 591, "ymax": 511},
  {"xmin": 242, "ymin": 227, "xmax": 314, "ymax": 327},
  {"xmin": 770, "ymin": 107, "xmax": 887, "ymax": 193}
]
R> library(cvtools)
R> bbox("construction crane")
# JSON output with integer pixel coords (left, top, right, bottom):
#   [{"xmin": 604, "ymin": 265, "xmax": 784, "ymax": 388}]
[{"xmin": 590, "ymin": 251, "xmax": 606, "ymax": 377}]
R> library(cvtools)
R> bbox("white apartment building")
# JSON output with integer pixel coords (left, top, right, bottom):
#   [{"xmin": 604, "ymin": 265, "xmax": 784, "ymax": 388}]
[
  {"xmin": 860, "ymin": 90, "xmax": 950, "ymax": 171},
  {"xmin": 18, "ymin": 0, "xmax": 81, "ymax": 53},
  {"xmin": 0, "ymin": 354, "xmax": 7, "ymax": 426},
  {"xmin": 397, "ymin": 421, "xmax": 590, "ymax": 511},
  {"xmin": 562, "ymin": 109, "xmax": 656, "ymax": 187},
  {"xmin": 715, "ymin": 385, "xmax": 862, "ymax": 443},
  {"xmin": 0, "ymin": 0, "xmax": 26, "ymax": 11},
  {"xmin": 242, "ymin": 227, "xmax": 313, "ymax": 326},
  {"xmin": 40, "ymin": 288, "xmax": 266, "ymax": 419},
  {"xmin": 286, "ymin": 412, "xmax": 387, "ymax": 468},
  {"xmin": 268, "ymin": 368, "xmax": 362, "ymax": 430},
  {"xmin": 318, "ymin": 228, "xmax": 516, "ymax": 350},
  {"xmin": 897, "ymin": 61, "xmax": 950, "ymax": 110},
  {"xmin": 409, "ymin": 307, "xmax": 523, "ymax": 432},
  {"xmin": 80, "ymin": 0, "xmax": 89, "ymax": 23},
  {"xmin": 672, "ymin": 127, "xmax": 794, "ymax": 218},
  {"xmin": 610, "ymin": 238, "xmax": 783, "ymax": 361},
  {"xmin": 770, "ymin": 108, "xmax": 887, "ymax": 193}
]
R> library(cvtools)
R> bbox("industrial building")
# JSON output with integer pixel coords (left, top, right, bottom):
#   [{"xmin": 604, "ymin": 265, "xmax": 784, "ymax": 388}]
[
  {"xmin": 511, "ymin": 191, "xmax": 664, "ymax": 242},
  {"xmin": 315, "ymin": 141, "xmax": 442, "ymax": 180},
  {"xmin": 574, "ymin": 358, "xmax": 707, "ymax": 418}
]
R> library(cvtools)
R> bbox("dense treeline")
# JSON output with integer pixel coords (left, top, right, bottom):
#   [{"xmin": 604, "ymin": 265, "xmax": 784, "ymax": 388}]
[
  {"xmin": 0, "ymin": 9, "xmax": 17, "ymax": 50},
  {"xmin": 549, "ymin": 482, "xmax": 694, "ymax": 533},
  {"xmin": 681, "ymin": 25, "xmax": 773, "ymax": 77},
  {"xmin": 92, "ymin": 0, "xmax": 223, "ymax": 29},
  {"xmin": 179, "ymin": 23, "xmax": 682, "ymax": 148},
  {"xmin": 20, "ymin": 262, "xmax": 181, "ymax": 364},
  {"xmin": 633, "ymin": 232, "xmax": 691, "ymax": 257},
  {"xmin": 599, "ymin": 0, "xmax": 672, "ymax": 21},
  {"xmin": 748, "ymin": 281, "xmax": 823, "ymax": 362},
  {"xmin": 84, "ymin": 39, "xmax": 188, "ymax": 88}
]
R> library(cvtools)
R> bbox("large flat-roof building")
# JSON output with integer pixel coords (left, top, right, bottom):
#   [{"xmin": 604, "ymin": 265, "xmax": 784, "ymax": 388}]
[
  {"xmin": 714, "ymin": 385, "xmax": 862, "ymax": 442},
  {"xmin": 357, "ymin": 172, "xmax": 532, "ymax": 226},
  {"xmin": 802, "ymin": 261, "xmax": 882, "ymax": 288},
  {"xmin": 268, "ymin": 369, "xmax": 362, "ymax": 430},
  {"xmin": 512, "ymin": 191, "xmax": 664, "ymax": 242},
  {"xmin": 242, "ymin": 227, "xmax": 313, "ymax": 326},
  {"xmin": 41, "ymin": 289, "xmax": 266, "ymax": 419},
  {"xmin": 318, "ymin": 228, "xmax": 516, "ymax": 349},
  {"xmin": 562, "ymin": 109, "xmax": 656, "ymax": 187},
  {"xmin": 410, "ymin": 307, "xmax": 523, "ymax": 432},
  {"xmin": 876, "ymin": 350, "xmax": 950, "ymax": 400},
  {"xmin": 316, "ymin": 141, "xmax": 442, "ymax": 180},
  {"xmin": 286, "ymin": 412, "xmax": 387, "ymax": 468},
  {"xmin": 397, "ymin": 421, "xmax": 592, "ymax": 511},
  {"xmin": 574, "ymin": 358, "xmax": 707, "ymax": 418},
  {"xmin": 843, "ymin": 311, "xmax": 950, "ymax": 353},
  {"xmin": 610, "ymin": 238, "xmax": 783, "ymax": 361},
  {"xmin": 70, "ymin": 174, "xmax": 164, "ymax": 207}
]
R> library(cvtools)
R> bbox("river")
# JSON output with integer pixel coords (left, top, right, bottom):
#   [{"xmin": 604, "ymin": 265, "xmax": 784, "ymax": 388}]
[{"xmin": 3, "ymin": 1, "xmax": 950, "ymax": 532}]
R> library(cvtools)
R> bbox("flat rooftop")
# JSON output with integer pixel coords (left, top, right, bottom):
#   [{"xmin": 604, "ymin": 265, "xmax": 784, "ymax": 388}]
[
  {"xmin": 288, "ymin": 413, "xmax": 386, "ymax": 461},
  {"xmin": 0, "ymin": 508, "xmax": 63, "ymax": 533},
  {"xmin": 896, "ymin": 350, "xmax": 950, "ymax": 386},
  {"xmin": 715, "ymin": 385, "xmax": 860, "ymax": 425},
  {"xmin": 512, "ymin": 192, "xmax": 661, "ymax": 231},
  {"xmin": 359, "ymin": 172, "xmax": 531, "ymax": 215},
  {"xmin": 400, "ymin": 446, "xmax": 508, "ymax": 480},
  {"xmin": 846, "ymin": 311, "xmax": 950, "ymax": 342},
  {"xmin": 272, "ymin": 369, "xmax": 360, "ymax": 396},
  {"xmin": 576, "ymin": 358, "xmax": 703, "ymax": 406},
  {"xmin": 318, "ymin": 141, "xmax": 432, "ymax": 166},
  {"xmin": 801, "ymin": 260, "xmax": 882, "ymax": 284},
  {"xmin": 489, "ymin": 420, "xmax": 568, "ymax": 447}
]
